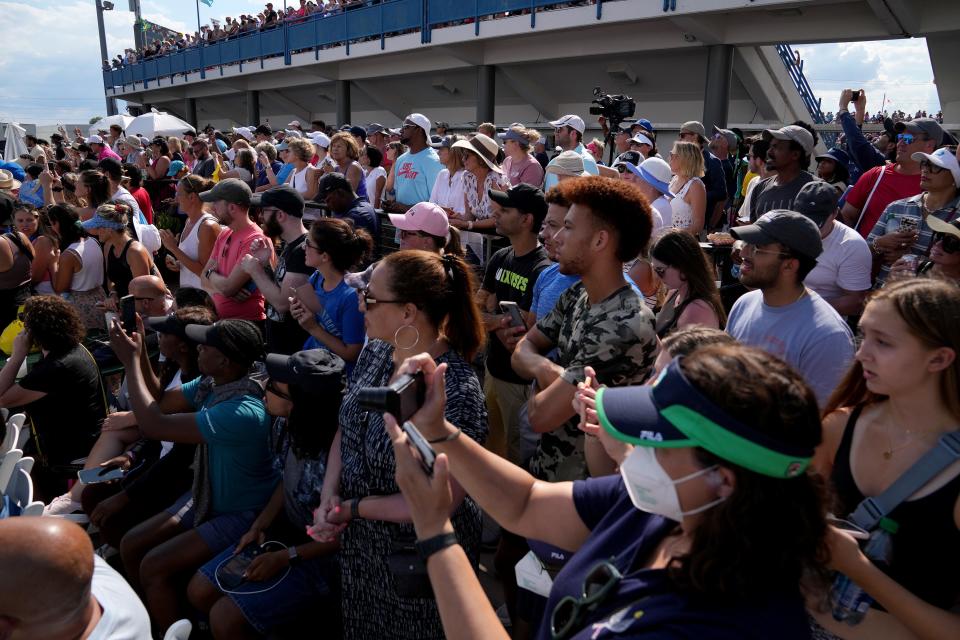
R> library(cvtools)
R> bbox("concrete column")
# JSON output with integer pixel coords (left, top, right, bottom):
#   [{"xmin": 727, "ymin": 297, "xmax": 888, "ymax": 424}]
[
  {"xmin": 927, "ymin": 32, "xmax": 960, "ymax": 126},
  {"xmin": 246, "ymin": 90, "xmax": 260, "ymax": 126},
  {"xmin": 702, "ymin": 45, "xmax": 734, "ymax": 134},
  {"xmin": 106, "ymin": 97, "xmax": 118, "ymax": 117},
  {"xmin": 477, "ymin": 65, "xmax": 495, "ymax": 125},
  {"xmin": 184, "ymin": 98, "xmax": 197, "ymax": 131},
  {"xmin": 336, "ymin": 80, "xmax": 351, "ymax": 127}
]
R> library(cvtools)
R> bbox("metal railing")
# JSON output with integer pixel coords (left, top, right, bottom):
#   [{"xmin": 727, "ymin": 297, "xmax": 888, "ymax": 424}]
[
  {"xmin": 102, "ymin": 0, "xmax": 599, "ymax": 90},
  {"xmin": 774, "ymin": 43, "xmax": 837, "ymax": 148}
]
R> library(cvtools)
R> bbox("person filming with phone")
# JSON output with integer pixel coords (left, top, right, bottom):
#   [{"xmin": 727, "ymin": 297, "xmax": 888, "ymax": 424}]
[{"xmin": 383, "ymin": 344, "xmax": 832, "ymax": 640}]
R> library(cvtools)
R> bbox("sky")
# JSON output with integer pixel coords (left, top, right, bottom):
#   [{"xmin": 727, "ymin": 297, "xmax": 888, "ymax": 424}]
[{"xmin": 0, "ymin": 0, "xmax": 943, "ymax": 127}]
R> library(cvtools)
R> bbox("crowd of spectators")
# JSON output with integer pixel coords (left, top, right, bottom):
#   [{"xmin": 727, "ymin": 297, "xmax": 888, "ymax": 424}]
[
  {"xmin": 0, "ymin": 86, "xmax": 958, "ymax": 640},
  {"xmin": 824, "ymin": 107, "xmax": 944, "ymax": 125}
]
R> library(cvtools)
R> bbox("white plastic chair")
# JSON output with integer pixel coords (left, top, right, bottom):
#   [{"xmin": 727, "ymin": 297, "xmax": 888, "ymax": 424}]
[
  {"xmin": 0, "ymin": 449, "xmax": 23, "ymax": 495},
  {"xmin": 163, "ymin": 619, "xmax": 192, "ymax": 640},
  {"xmin": 15, "ymin": 420, "xmax": 30, "ymax": 452},
  {"xmin": 15, "ymin": 456, "xmax": 33, "ymax": 475},
  {"xmin": 9, "ymin": 468, "xmax": 43, "ymax": 516},
  {"xmin": 2, "ymin": 414, "xmax": 25, "ymax": 455}
]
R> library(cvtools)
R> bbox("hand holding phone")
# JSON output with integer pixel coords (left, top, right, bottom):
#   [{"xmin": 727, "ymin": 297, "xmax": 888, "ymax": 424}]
[
  {"xmin": 120, "ymin": 295, "xmax": 137, "ymax": 334},
  {"xmin": 401, "ymin": 420, "xmax": 437, "ymax": 475},
  {"xmin": 78, "ymin": 465, "xmax": 126, "ymax": 485},
  {"xmin": 499, "ymin": 301, "xmax": 526, "ymax": 329}
]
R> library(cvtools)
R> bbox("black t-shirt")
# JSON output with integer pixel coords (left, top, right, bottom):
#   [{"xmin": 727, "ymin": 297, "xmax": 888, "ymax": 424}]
[
  {"xmin": 266, "ymin": 233, "xmax": 313, "ymax": 354},
  {"xmin": 482, "ymin": 244, "xmax": 551, "ymax": 384},
  {"xmin": 19, "ymin": 344, "xmax": 106, "ymax": 466},
  {"xmin": 194, "ymin": 157, "xmax": 216, "ymax": 179},
  {"xmin": 749, "ymin": 171, "xmax": 818, "ymax": 222}
]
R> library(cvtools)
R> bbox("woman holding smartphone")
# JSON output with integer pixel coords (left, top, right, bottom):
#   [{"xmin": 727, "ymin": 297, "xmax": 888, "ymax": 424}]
[{"xmin": 308, "ymin": 249, "xmax": 488, "ymax": 640}]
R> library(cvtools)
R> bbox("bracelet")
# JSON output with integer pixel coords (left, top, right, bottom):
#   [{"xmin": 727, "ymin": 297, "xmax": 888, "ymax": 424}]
[
  {"xmin": 427, "ymin": 428, "xmax": 461, "ymax": 444},
  {"xmin": 350, "ymin": 497, "xmax": 361, "ymax": 521},
  {"xmin": 415, "ymin": 531, "xmax": 458, "ymax": 561}
]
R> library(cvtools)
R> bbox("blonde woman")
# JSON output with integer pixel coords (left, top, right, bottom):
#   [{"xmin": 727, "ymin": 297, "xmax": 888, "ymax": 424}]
[
  {"xmin": 501, "ymin": 126, "xmax": 544, "ymax": 187},
  {"xmin": 167, "ymin": 136, "xmax": 184, "ymax": 162},
  {"xmin": 325, "ymin": 131, "xmax": 367, "ymax": 200},
  {"xmin": 668, "ymin": 140, "xmax": 707, "ymax": 235},
  {"xmin": 284, "ymin": 138, "xmax": 320, "ymax": 200}
]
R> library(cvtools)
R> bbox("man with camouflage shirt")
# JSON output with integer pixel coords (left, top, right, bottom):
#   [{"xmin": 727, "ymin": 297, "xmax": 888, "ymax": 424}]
[{"xmin": 511, "ymin": 177, "xmax": 660, "ymax": 482}]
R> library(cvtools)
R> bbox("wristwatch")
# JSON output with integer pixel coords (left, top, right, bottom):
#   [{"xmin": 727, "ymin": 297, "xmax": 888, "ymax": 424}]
[
  {"xmin": 415, "ymin": 532, "xmax": 458, "ymax": 561},
  {"xmin": 287, "ymin": 545, "xmax": 301, "ymax": 566},
  {"xmin": 350, "ymin": 497, "xmax": 362, "ymax": 521}
]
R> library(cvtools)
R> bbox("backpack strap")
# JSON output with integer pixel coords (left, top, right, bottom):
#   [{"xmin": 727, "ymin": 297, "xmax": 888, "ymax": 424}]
[{"xmin": 850, "ymin": 432, "xmax": 960, "ymax": 530}]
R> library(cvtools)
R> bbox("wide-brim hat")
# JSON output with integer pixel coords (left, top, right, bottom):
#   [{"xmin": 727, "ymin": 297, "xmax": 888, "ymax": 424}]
[
  {"xmin": 0, "ymin": 170, "xmax": 22, "ymax": 191},
  {"xmin": 451, "ymin": 134, "xmax": 502, "ymax": 173}
]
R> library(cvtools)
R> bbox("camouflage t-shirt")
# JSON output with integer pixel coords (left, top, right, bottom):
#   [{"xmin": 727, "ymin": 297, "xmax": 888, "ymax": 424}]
[{"xmin": 529, "ymin": 282, "xmax": 659, "ymax": 482}]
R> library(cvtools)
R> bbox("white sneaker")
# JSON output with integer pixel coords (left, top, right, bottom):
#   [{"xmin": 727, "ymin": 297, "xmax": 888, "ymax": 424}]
[{"xmin": 42, "ymin": 493, "xmax": 84, "ymax": 517}]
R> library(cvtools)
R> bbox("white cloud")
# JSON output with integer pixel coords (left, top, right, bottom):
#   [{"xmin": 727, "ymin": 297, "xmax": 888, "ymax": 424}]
[{"xmin": 797, "ymin": 39, "xmax": 941, "ymax": 116}]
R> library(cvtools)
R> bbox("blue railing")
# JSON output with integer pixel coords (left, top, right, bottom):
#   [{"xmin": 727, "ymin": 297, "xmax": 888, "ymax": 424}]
[
  {"xmin": 774, "ymin": 43, "xmax": 837, "ymax": 147},
  {"xmin": 102, "ymin": 0, "xmax": 598, "ymax": 90}
]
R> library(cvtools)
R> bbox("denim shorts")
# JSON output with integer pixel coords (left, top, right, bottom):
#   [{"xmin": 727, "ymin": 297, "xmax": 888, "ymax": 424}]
[
  {"xmin": 198, "ymin": 546, "xmax": 338, "ymax": 633},
  {"xmin": 165, "ymin": 492, "xmax": 257, "ymax": 553}
]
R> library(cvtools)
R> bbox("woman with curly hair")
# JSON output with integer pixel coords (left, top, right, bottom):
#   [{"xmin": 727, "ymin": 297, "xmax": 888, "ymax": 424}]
[
  {"xmin": 325, "ymin": 131, "xmax": 368, "ymax": 201},
  {"xmin": 0, "ymin": 295, "xmax": 106, "ymax": 501}
]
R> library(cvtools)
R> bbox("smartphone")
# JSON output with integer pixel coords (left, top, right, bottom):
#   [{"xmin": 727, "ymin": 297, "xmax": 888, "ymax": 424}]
[
  {"xmin": 499, "ymin": 301, "xmax": 526, "ymax": 329},
  {"xmin": 47, "ymin": 162, "xmax": 56, "ymax": 172},
  {"xmin": 120, "ymin": 294, "xmax": 137, "ymax": 334},
  {"xmin": 357, "ymin": 372, "xmax": 425, "ymax": 423},
  {"xmin": 827, "ymin": 516, "xmax": 870, "ymax": 540},
  {"xmin": 78, "ymin": 465, "xmax": 126, "ymax": 485},
  {"xmin": 402, "ymin": 420, "xmax": 437, "ymax": 476}
]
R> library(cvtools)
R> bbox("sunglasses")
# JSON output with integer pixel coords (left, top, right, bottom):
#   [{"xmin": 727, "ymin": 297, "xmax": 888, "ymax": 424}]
[
  {"xmin": 358, "ymin": 285, "xmax": 405, "ymax": 307},
  {"xmin": 934, "ymin": 232, "xmax": 960, "ymax": 254},
  {"xmin": 266, "ymin": 380, "xmax": 291, "ymax": 401},
  {"xmin": 896, "ymin": 133, "xmax": 917, "ymax": 144},
  {"xmin": 919, "ymin": 160, "xmax": 946, "ymax": 174},
  {"xmin": 550, "ymin": 560, "xmax": 622, "ymax": 640}
]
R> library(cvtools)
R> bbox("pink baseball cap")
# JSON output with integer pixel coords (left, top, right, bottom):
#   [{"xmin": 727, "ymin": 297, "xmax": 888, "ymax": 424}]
[{"xmin": 388, "ymin": 202, "xmax": 450, "ymax": 238}]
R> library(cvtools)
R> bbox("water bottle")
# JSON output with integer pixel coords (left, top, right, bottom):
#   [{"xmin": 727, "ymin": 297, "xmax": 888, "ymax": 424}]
[{"xmin": 830, "ymin": 517, "xmax": 899, "ymax": 624}]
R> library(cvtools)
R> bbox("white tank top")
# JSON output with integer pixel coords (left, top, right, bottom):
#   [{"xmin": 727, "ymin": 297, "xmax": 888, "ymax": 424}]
[
  {"xmin": 290, "ymin": 165, "xmax": 310, "ymax": 194},
  {"xmin": 670, "ymin": 177, "xmax": 704, "ymax": 231},
  {"xmin": 178, "ymin": 213, "xmax": 217, "ymax": 289},
  {"xmin": 68, "ymin": 238, "xmax": 104, "ymax": 292}
]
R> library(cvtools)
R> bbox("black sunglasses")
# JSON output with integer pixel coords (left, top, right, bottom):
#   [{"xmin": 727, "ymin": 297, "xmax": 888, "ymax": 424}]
[
  {"xmin": 934, "ymin": 232, "xmax": 960, "ymax": 254},
  {"xmin": 550, "ymin": 560, "xmax": 622, "ymax": 640}
]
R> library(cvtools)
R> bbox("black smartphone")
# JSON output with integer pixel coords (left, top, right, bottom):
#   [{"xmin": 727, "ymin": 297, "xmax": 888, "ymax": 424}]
[
  {"xmin": 357, "ymin": 372, "xmax": 425, "ymax": 423},
  {"xmin": 402, "ymin": 420, "xmax": 437, "ymax": 476},
  {"xmin": 120, "ymin": 294, "xmax": 137, "ymax": 333},
  {"xmin": 77, "ymin": 465, "xmax": 126, "ymax": 484},
  {"xmin": 499, "ymin": 301, "xmax": 526, "ymax": 329},
  {"xmin": 47, "ymin": 162, "xmax": 56, "ymax": 172}
]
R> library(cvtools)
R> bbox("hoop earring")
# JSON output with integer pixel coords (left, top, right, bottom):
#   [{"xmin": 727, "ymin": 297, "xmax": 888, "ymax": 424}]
[{"xmin": 393, "ymin": 324, "xmax": 420, "ymax": 351}]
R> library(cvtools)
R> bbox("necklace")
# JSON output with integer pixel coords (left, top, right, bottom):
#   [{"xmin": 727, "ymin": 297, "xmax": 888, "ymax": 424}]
[{"xmin": 883, "ymin": 421, "xmax": 944, "ymax": 460}]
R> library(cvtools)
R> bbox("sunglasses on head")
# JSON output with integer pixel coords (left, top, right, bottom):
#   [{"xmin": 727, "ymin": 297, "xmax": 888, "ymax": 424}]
[{"xmin": 934, "ymin": 232, "xmax": 960, "ymax": 254}]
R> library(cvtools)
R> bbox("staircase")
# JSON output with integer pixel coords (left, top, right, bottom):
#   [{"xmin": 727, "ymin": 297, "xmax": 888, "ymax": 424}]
[{"xmin": 774, "ymin": 43, "xmax": 837, "ymax": 148}]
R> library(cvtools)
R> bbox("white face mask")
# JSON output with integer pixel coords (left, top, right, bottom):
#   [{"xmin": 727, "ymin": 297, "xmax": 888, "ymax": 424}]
[{"xmin": 619, "ymin": 446, "xmax": 726, "ymax": 522}]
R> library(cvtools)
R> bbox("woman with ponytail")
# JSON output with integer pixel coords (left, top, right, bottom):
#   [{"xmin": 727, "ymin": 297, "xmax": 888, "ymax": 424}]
[
  {"xmin": 45, "ymin": 204, "xmax": 107, "ymax": 330},
  {"xmin": 290, "ymin": 217, "xmax": 372, "ymax": 367},
  {"xmin": 82, "ymin": 202, "xmax": 154, "ymax": 299},
  {"xmin": 309, "ymin": 248, "xmax": 488, "ymax": 640}
]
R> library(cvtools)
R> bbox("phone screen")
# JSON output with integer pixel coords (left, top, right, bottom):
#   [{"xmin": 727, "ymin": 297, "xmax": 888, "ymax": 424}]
[{"xmin": 120, "ymin": 295, "xmax": 136, "ymax": 333}]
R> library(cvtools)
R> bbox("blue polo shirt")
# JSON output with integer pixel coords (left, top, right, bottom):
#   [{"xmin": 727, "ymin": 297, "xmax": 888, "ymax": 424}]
[
  {"xmin": 181, "ymin": 376, "xmax": 278, "ymax": 515},
  {"xmin": 533, "ymin": 475, "xmax": 811, "ymax": 640}
]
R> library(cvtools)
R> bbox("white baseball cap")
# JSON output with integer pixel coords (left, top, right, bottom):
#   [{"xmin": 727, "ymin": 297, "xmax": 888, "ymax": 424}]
[
  {"xmin": 87, "ymin": 134, "xmax": 104, "ymax": 145},
  {"xmin": 912, "ymin": 147, "xmax": 960, "ymax": 188},
  {"xmin": 404, "ymin": 113, "xmax": 431, "ymax": 140},
  {"xmin": 550, "ymin": 114, "xmax": 586, "ymax": 134},
  {"xmin": 630, "ymin": 133, "xmax": 654, "ymax": 147},
  {"xmin": 232, "ymin": 126, "xmax": 254, "ymax": 142},
  {"xmin": 310, "ymin": 132, "xmax": 331, "ymax": 149}
]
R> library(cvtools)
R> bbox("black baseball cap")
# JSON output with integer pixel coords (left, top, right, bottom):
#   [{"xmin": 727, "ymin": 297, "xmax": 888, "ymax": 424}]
[
  {"xmin": 254, "ymin": 124, "xmax": 273, "ymax": 136},
  {"xmin": 731, "ymin": 209, "xmax": 823, "ymax": 260},
  {"xmin": 147, "ymin": 314, "xmax": 189, "ymax": 340},
  {"xmin": 488, "ymin": 183, "xmax": 547, "ymax": 218},
  {"xmin": 251, "ymin": 185, "xmax": 304, "ymax": 217},
  {"xmin": 265, "ymin": 349, "xmax": 345, "ymax": 394},
  {"xmin": 349, "ymin": 126, "xmax": 367, "ymax": 139},
  {"xmin": 365, "ymin": 123, "xmax": 386, "ymax": 136},
  {"xmin": 793, "ymin": 181, "xmax": 839, "ymax": 227},
  {"xmin": 185, "ymin": 319, "xmax": 264, "ymax": 367},
  {"xmin": 316, "ymin": 172, "xmax": 353, "ymax": 199}
]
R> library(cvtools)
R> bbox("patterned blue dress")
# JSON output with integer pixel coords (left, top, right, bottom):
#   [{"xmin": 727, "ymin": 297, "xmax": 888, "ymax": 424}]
[{"xmin": 336, "ymin": 340, "xmax": 488, "ymax": 639}]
